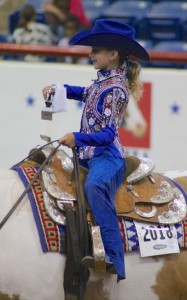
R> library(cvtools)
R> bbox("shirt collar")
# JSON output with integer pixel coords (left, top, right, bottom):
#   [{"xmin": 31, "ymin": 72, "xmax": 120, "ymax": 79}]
[{"xmin": 96, "ymin": 61, "xmax": 128, "ymax": 83}]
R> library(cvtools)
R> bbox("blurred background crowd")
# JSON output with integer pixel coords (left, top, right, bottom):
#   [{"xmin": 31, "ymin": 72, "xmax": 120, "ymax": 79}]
[{"xmin": 0, "ymin": 0, "xmax": 187, "ymax": 66}]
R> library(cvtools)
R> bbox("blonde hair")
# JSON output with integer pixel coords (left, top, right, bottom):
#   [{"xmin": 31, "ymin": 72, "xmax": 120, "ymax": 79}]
[
  {"xmin": 127, "ymin": 60, "xmax": 143, "ymax": 101},
  {"xmin": 118, "ymin": 52, "xmax": 143, "ymax": 101}
]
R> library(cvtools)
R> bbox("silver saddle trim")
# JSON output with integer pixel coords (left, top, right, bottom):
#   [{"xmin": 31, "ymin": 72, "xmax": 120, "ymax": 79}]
[
  {"xmin": 43, "ymin": 186, "xmax": 187, "ymax": 226},
  {"xmin": 134, "ymin": 206, "xmax": 157, "ymax": 218},
  {"xmin": 42, "ymin": 170, "xmax": 76, "ymax": 201},
  {"xmin": 41, "ymin": 147, "xmax": 75, "ymax": 201},
  {"xmin": 158, "ymin": 187, "xmax": 187, "ymax": 224},
  {"xmin": 126, "ymin": 157, "xmax": 155, "ymax": 184},
  {"xmin": 133, "ymin": 186, "xmax": 187, "ymax": 224},
  {"xmin": 56, "ymin": 149, "xmax": 74, "ymax": 174},
  {"xmin": 42, "ymin": 148, "xmax": 74, "ymax": 174},
  {"xmin": 43, "ymin": 191, "xmax": 66, "ymax": 225},
  {"xmin": 150, "ymin": 180, "xmax": 175, "ymax": 204}
]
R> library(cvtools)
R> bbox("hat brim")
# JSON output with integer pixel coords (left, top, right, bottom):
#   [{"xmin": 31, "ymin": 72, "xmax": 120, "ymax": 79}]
[{"xmin": 69, "ymin": 31, "xmax": 150, "ymax": 62}]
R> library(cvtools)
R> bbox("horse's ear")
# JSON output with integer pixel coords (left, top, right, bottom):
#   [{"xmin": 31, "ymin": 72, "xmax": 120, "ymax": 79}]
[{"xmin": 28, "ymin": 148, "xmax": 46, "ymax": 164}]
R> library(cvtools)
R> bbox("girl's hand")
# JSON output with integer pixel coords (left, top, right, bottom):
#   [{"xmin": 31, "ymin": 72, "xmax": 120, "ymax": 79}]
[
  {"xmin": 58, "ymin": 133, "xmax": 76, "ymax": 148},
  {"xmin": 42, "ymin": 85, "xmax": 55, "ymax": 100}
]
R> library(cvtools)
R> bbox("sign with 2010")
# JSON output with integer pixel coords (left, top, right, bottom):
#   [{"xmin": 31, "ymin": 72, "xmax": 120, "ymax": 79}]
[{"xmin": 135, "ymin": 221, "xmax": 180, "ymax": 257}]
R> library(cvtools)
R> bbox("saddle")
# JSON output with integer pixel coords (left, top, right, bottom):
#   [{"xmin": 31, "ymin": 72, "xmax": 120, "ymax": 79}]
[
  {"xmin": 31, "ymin": 147, "xmax": 187, "ymax": 226},
  {"xmin": 28, "ymin": 143, "xmax": 187, "ymax": 280}
]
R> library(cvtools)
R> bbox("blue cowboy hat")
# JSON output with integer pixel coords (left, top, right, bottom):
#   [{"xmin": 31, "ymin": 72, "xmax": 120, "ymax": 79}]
[{"xmin": 69, "ymin": 19, "xmax": 150, "ymax": 61}]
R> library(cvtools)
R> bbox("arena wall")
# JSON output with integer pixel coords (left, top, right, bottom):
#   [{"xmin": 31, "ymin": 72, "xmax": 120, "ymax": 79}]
[{"xmin": 0, "ymin": 60, "xmax": 186, "ymax": 172}]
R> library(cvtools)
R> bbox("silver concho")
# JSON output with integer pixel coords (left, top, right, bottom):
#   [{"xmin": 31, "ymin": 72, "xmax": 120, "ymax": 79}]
[
  {"xmin": 150, "ymin": 180, "xmax": 174, "ymax": 204},
  {"xmin": 158, "ymin": 187, "xmax": 187, "ymax": 224}
]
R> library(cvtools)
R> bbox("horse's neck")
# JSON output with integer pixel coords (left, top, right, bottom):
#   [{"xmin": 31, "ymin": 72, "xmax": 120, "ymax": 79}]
[
  {"xmin": 0, "ymin": 168, "xmax": 25, "ymax": 211},
  {"xmin": 0, "ymin": 168, "xmax": 18, "ymax": 179}
]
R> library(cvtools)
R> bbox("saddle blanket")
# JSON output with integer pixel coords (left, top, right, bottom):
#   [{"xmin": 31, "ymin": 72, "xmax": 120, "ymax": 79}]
[
  {"xmin": 13, "ymin": 161, "xmax": 187, "ymax": 254},
  {"xmin": 12, "ymin": 161, "xmax": 66, "ymax": 254}
]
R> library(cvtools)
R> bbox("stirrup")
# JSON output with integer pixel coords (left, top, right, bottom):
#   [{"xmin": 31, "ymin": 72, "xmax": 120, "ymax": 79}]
[{"xmin": 81, "ymin": 256, "xmax": 117, "ymax": 275}]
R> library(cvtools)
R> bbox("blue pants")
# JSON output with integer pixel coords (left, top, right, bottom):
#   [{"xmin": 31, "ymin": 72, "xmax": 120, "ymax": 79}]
[{"xmin": 82, "ymin": 150, "xmax": 126, "ymax": 282}]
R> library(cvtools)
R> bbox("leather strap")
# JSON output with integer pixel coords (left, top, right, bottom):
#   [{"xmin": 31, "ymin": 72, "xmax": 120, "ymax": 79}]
[
  {"xmin": 64, "ymin": 203, "xmax": 81, "ymax": 275},
  {"xmin": 63, "ymin": 148, "xmax": 90, "ymax": 300},
  {"xmin": 63, "ymin": 203, "xmax": 82, "ymax": 298},
  {"xmin": 72, "ymin": 148, "xmax": 89, "ymax": 255}
]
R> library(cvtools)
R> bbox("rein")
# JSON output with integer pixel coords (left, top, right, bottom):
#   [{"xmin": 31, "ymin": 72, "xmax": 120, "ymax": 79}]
[
  {"xmin": 0, "ymin": 143, "xmax": 61, "ymax": 230},
  {"xmin": 11, "ymin": 138, "xmax": 59, "ymax": 168},
  {"xmin": 73, "ymin": 147, "xmax": 89, "ymax": 255}
]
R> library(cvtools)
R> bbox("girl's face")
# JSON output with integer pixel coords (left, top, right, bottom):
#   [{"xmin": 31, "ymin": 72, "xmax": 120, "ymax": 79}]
[{"xmin": 89, "ymin": 47, "xmax": 119, "ymax": 70}]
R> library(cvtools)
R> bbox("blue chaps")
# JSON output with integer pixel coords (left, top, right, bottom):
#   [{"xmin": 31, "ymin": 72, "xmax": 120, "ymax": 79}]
[{"xmin": 82, "ymin": 150, "xmax": 126, "ymax": 282}]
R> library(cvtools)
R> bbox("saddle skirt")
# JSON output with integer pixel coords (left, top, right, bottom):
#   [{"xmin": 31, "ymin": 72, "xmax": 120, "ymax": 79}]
[{"xmin": 39, "ymin": 148, "xmax": 187, "ymax": 225}]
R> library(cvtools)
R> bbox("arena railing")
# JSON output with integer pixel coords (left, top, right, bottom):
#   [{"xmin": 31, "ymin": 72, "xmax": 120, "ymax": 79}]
[{"xmin": 0, "ymin": 43, "xmax": 187, "ymax": 64}]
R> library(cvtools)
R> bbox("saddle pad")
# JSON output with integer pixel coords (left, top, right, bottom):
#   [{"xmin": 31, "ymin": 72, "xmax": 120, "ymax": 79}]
[
  {"xmin": 12, "ymin": 161, "xmax": 67, "ymax": 254},
  {"xmin": 12, "ymin": 161, "xmax": 187, "ymax": 253}
]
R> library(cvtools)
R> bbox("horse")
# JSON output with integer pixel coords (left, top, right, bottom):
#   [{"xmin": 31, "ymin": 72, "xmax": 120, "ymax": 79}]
[{"xmin": 0, "ymin": 145, "xmax": 187, "ymax": 300}]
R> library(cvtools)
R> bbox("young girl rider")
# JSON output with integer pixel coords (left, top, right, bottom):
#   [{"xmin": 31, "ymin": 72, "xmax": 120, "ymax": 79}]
[{"xmin": 42, "ymin": 19, "xmax": 150, "ymax": 282}]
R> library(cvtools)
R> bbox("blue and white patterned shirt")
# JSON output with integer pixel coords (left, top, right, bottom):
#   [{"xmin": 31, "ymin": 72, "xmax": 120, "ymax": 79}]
[{"xmin": 64, "ymin": 65, "xmax": 129, "ymax": 160}]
